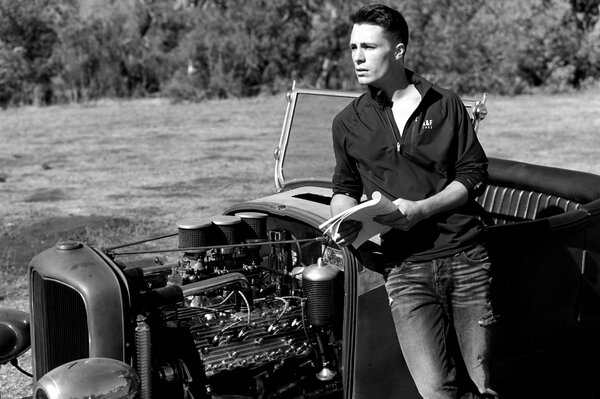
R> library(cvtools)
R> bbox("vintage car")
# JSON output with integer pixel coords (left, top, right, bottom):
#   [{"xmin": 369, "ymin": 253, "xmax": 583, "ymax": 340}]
[{"xmin": 1, "ymin": 84, "xmax": 600, "ymax": 399}]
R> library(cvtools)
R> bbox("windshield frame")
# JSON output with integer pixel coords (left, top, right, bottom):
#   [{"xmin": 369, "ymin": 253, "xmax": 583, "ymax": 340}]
[{"xmin": 273, "ymin": 83, "xmax": 361, "ymax": 191}]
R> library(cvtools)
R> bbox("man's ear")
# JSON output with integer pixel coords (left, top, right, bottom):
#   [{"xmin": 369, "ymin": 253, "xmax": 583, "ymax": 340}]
[{"xmin": 394, "ymin": 43, "xmax": 405, "ymax": 60}]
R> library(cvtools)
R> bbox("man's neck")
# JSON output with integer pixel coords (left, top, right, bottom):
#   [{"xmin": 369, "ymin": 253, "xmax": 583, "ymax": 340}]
[
  {"xmin": 377, "ymin": 68, "xmax": 411, "ymax": 102},
  {"xmin": 390, "ymin": 83, "xmax": 418, "ymax": 104}
]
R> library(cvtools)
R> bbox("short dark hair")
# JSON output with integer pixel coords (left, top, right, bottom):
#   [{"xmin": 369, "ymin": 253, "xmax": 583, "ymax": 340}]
[{"xmin": 349, "ymin": 4, "xmax": 409, "ymax": 47}]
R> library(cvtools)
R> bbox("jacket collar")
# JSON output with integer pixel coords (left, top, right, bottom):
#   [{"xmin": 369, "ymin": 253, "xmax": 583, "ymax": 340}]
[{"xmin": 367, "ymin": 69, "xmax": 435, "ymax": 107}]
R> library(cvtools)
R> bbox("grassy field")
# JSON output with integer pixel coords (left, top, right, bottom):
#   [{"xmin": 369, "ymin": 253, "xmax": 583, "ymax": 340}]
[
  {"xmin": 0, "ymin": 95, "xmax": 284, "ymax": 294},
  {"xmin": 2, "ymin": 88, "xmax": 600, "ymax": 295},
  {"xmin": 0, "ymin": 88, "xmax": 599, "ymax": 398}
]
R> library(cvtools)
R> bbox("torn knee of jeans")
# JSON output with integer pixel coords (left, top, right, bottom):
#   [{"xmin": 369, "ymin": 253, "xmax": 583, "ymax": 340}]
[{"xmin": 477, "ymin": 303, "xmax": 498, "ymax": 327}]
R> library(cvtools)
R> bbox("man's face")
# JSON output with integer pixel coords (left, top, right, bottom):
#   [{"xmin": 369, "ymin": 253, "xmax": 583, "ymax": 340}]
[{"xmin": 349, "ymin": 23, "xmax": 399, "ymax": 88}]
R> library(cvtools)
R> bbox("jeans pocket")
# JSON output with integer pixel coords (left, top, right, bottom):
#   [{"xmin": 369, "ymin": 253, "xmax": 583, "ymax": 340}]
[
  {"xmin": 460, "ymin": 244, "xmax": 490, "ymax": 263},
  {"xmin": 385, "ymin": 262, "xmax": 405, "ymax": 279}
]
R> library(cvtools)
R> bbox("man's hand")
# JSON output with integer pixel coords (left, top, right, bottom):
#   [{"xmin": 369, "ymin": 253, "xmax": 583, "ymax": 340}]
[
  {"xmin": 330, "ymin": 193, "xmax": 361, "ymax": 246},
  {"xmin": 374, "ymin": 181, "xmax": 470, "ymax": 231},
  {"xmin": 333, "ymin": 220, "xmax": 362, "ymax": 247},
  {"xmin": 374, "ymin": 198, "xmax": 426, "ymax": 230}
]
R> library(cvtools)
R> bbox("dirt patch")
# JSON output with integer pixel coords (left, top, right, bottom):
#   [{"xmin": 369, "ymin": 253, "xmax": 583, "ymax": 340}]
[
  {"xmin": 0, "ymin": 215, "xmax": 133, "ymax": 282},
  {"xmin": 22, "ymin": 188, "xmax": 68, "ymax": 202}
]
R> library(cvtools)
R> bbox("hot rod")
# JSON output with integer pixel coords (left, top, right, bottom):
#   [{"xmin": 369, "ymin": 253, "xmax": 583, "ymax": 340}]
[{"xmin": 1, "ymin": 84, "xmax": 600, "ymax": 399}]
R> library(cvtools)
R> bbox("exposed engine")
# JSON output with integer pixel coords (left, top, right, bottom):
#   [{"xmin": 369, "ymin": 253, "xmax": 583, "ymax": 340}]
[{"xmin": 30, "ymin": 211, "xmax": 345, "ymax": 399}]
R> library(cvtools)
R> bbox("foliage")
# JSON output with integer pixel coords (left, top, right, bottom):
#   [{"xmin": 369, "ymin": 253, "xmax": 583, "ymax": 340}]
[
  {"xmin": 0, "ymin": 0, "xmax": 598, "ymax": 106},
  {"xmin": 0, "ymin": 43, "xmax": 28, "ymax": 107},
  {"xmin": 0, "ymin": 0, "xmax": 66, "ymax": 105}
]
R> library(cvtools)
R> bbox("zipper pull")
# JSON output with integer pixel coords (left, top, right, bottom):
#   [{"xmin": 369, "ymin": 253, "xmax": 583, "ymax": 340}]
[{"xmin": 396, "ymin": 142, "xmax": 402, "ymax": 152}]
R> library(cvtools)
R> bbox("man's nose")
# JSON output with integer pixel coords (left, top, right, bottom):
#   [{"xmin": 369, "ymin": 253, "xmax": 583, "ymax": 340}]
[{"xmin": 353, "ymin": 48, "xmax": 365, "ymax": 64}]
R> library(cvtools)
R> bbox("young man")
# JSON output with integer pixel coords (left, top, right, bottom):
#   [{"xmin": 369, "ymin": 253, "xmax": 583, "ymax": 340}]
[{"xmin": 330, "ymin": 4, "xmax": 498, "ymax": 398}]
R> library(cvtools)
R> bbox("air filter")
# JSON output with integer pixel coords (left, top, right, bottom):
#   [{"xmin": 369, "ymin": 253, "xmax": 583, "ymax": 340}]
[
  {"xmin": 211, "ymin": 215, "xmax": 242, "ymax": 245},
  {"xmin": 176, "ymin": 217, "xmax": 212, "ymax": 251},
  {"xmin": 235, "ymin": 212, "xmax": 268, "ymax": 240}
]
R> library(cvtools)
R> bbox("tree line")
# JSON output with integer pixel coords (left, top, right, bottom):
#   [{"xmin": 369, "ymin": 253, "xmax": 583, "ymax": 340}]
[{"xmin": 1, "ymin": 0, "xmax": 599, "ymax": 107}]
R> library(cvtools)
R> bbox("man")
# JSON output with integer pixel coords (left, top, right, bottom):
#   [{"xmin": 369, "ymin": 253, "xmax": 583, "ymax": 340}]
[{"xmin": 330, "ymin": 4, "xmax": 498, "ymax": 398}]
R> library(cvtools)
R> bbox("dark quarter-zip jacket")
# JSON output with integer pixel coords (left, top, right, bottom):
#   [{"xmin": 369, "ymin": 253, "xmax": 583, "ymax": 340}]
[{"xmin": 331, "ymin": 70, "xmax": 488, "ymax": 262}]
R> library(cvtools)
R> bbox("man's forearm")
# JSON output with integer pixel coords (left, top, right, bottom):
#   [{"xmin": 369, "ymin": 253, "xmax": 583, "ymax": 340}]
[
  {"xmin": 330, "ymin": 193, "xmax": 358, "ymax": 217},
  {"xmin": 416, "ymin": 180, "xmax": 469, "ymax": 218},
  {"xmin": 379, "ymin": 181, "xmax": 470, "ymax": 230}
]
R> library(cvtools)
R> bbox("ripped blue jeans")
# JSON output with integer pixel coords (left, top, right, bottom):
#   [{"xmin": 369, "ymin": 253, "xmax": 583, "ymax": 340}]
[{"xmin": 384, "ymin": 244, "xmax": 498, "ymax": 399}]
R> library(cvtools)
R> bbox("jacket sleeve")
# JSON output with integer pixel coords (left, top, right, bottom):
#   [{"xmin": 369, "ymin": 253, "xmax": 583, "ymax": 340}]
[
  {"xmin": 331, "ymin": 114, "xmax": 363, "ymax": 202},
  {"xmin": 451, "ymin": 94, "xmax": 488, "ymax": 199}
]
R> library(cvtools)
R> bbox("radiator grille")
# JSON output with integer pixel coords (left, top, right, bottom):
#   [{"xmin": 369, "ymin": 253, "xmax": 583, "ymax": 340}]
[{"xmin": 32, "ymin": 270, "xmax": 89, "ymax": 379}]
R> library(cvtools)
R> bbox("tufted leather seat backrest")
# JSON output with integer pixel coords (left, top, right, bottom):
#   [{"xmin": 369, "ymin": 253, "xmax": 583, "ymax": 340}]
[
  {"xmin": 476, "ymin": 185, "xmax": 581, "ymax": 225},
  {"xmin": 473, "ymin": 158, "xmax": 600, "ymax": 226}
]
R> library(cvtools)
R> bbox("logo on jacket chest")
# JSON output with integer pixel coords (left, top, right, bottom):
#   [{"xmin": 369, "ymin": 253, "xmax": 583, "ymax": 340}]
[{"xmin": 422, "ymin": 119, "xmax": 434, "ymax": 130}]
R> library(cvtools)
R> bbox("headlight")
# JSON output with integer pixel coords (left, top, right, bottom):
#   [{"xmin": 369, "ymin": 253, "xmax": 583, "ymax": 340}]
[{"xmin": 33, "ymin": 357, "xmax": 139, "ymax": 399}]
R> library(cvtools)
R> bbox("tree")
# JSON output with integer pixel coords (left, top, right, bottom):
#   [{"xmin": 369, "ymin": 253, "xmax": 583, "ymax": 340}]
[
  {"xmin": 1, "ymin": 0, "xmax": 599, "ymax": 105},
  {"xmin": 0, "ymin": 44, "xmax": 28, "ymax": 107},
  {"xmin": 0, "ymin": 0, "xmax": 68, "ymax": 105}
]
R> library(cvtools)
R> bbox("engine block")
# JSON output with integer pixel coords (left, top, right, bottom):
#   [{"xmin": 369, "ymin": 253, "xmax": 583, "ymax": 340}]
[
  {"xmin": 160, "ymin": 295, "xmax": 312, "ymax": 377},
  {"xmin": 28, "ymin": 211, "xmax": 345, "ymax": 399}
]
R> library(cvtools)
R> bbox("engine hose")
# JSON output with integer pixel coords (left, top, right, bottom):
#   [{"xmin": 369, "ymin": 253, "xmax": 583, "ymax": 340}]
[
  {"xmin": 315, "ymin": 328, "xmax": 336, "ymax": 381},
  {"xmin": 135, "ymin": 315, "xmax": 152, "ymax": 399}
]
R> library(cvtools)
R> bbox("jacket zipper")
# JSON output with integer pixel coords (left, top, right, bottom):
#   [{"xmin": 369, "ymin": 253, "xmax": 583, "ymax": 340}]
[
  {"xmin": 381, "ymin": 87, "xmax": 428, "ymax": 153},
  {"xmin": 384, "ymin": 109, "xmax": 403, "ymax": 153}
]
